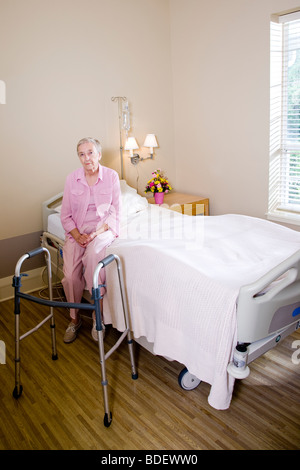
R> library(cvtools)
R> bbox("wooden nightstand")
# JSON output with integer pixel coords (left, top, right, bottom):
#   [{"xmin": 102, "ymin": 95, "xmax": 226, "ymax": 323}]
[{"xmin": 148, "ymin": 191, "xmax": 209, "ymax": 216}]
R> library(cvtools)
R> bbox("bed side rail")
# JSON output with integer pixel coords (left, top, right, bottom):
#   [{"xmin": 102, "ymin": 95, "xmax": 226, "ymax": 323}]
[
  {"xmin": 236, "ymin": 249, "xmax": 300, "ymax": 343},
  {"xmin": 41, "ymin": 231, "xmax": 65, "ymax": 248},
  {"xmin": 42, "ymin": 192, "xmax": 63, "ymax": 232}
]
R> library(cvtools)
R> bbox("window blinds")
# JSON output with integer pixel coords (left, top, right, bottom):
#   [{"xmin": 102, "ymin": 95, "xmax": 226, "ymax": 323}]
[{"xmin": 269, "ymin": 13, "xmax": 300, "ymax": 217}]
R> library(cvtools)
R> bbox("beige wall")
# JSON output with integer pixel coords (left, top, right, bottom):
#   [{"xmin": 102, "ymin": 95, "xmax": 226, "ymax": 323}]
[
  {"xmin": 0, "ymin": 0, "xmax": 174, "ymax": 241},
  {"xmin": 1, "ymin": 0, "xmax": 300, "ymax": 279},
  {"xmin": 170, "ymin": 0, "xmax": 300, "ymax": 226}
]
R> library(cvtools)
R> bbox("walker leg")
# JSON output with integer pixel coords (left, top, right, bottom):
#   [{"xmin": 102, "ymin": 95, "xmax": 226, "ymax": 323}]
[
  {"xmin": 92, "ymin": 256, "xmax": 139, "ymax": 427},
  {"xmin": 49, "ymin": 305, "xmax": 58, "ymax": 361},
  {"xmin": 97, "ymin": 329, "xmax": 112, "ymax": 427},
  {"xmin": 115, "ymin": 257, "xmax": 138, "ymax": 380},
  {"xmin": 93, "ymin": 286, "xmax": 112, "ymax": 427},
  {"xmin": 13, "ymin": 279, "xmax": 23, "ymax": 399},
  {"xmin": 50, "ymin": 319, "xmax": 58, "ymax": 361},
  {"xmin": 127, "ymin": 331, "xmax": 138, "ymax": 380},
  {"xmin": 46, "ymin": 254, "xmax": 58, "ymax": 361}
]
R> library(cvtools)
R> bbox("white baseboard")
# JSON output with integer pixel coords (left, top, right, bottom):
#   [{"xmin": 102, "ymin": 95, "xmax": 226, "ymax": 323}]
[{"xmin": 0, "ymin": 267, "xmax": 45, "ymax": 302}]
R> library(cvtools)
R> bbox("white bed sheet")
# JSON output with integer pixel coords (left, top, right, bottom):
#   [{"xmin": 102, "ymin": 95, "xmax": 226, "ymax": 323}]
[{"xmin": 103, "ymin": 206, "xmax": 300, "ymax": 409}]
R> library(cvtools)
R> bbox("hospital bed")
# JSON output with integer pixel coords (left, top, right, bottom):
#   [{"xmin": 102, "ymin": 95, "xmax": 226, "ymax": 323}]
[{"xmin": 41, "ymin": 181, "xmax": 300, "ymax": 410}]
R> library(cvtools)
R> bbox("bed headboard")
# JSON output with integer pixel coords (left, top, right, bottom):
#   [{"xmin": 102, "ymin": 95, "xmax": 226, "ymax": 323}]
[{"xmin": 42, "ymin": 192, "xmax": 63, "ymax": 232}]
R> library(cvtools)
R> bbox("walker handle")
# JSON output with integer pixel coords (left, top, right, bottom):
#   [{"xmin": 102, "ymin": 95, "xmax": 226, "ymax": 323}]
[
  {"xmin": 27, "ymin": 247, "xmax": 45, "ymax": 258},
  {"xmin": 100, "ymin": 254, "xmax": 116, "ymax": 267}
]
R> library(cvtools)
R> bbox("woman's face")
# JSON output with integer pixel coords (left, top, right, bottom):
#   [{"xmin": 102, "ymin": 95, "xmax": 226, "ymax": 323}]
[{"xmin": 78, "ymin": 142, "xmax": 101, "ymax": 174}]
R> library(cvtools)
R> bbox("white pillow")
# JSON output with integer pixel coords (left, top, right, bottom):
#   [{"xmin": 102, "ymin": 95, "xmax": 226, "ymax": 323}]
[{"xmin": 120, "ymin": 180, "xmax": 148, "ymax": 216}]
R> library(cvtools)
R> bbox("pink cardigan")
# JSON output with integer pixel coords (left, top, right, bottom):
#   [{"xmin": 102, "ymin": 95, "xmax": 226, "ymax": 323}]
[{"xmin": 60, "ymin": 165, "xmax": 121, "ymax": 242}]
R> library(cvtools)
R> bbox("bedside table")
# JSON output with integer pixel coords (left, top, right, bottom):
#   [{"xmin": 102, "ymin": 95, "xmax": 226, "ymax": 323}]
[{"xmin": 148, "ymin": 191, "xmax": 209, "ymax": 216}]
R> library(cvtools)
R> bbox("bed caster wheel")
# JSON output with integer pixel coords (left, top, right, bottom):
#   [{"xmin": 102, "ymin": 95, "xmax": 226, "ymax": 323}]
[
  {"xmin": 104, "ymin": 412, "xmax": 112, "ymax": 428},
  {"xmin": 178, "ymin": 368, "xmax": 201, "ymax": 390},
  {"xmin": 227, "ymin": 362, "xmax": 250, "ymax": 379},
  {"xmin": 12, "ymin": 385, "xmax": 23, "ymax": 399}
]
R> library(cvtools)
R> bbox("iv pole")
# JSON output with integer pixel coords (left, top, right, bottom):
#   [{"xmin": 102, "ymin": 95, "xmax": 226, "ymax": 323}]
[{"xmin": 111, "ymin": 96, "xmax": 129, "ymax": 180}]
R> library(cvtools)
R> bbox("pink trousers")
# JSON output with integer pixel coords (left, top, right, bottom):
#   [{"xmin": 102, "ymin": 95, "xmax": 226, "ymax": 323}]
[{"xmin": 62, "ymin": 231, "xmax": 114, "ymax": 319}]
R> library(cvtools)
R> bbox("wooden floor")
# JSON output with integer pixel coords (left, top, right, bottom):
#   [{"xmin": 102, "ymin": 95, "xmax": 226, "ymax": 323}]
[{"xmin": 0, "ymin": 290, "xmax": 299, "ymax": 450}]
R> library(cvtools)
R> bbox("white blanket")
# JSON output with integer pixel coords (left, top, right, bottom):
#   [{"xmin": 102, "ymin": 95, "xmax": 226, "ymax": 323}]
[{"xmin": 104, "ymin": 207, "xmax": 300, "ymax": 409}]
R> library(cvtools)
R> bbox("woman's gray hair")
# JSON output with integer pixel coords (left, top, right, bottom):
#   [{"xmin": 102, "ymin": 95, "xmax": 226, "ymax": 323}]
[{"xmin": 77, "ymin": 137, "xmax": 102, "ymax": 155}]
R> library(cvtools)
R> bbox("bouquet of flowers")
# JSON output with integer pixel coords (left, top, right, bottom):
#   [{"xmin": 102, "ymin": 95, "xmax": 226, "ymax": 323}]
[{"xmin": 144, "ymin": 169, "xmax": 172, "ymax": 194}]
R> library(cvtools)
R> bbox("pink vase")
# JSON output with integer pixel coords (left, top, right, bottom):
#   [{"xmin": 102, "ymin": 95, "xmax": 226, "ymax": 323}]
[{"xmin": 154, "ymin": 192, "xmax": 164, "ymax": 204}]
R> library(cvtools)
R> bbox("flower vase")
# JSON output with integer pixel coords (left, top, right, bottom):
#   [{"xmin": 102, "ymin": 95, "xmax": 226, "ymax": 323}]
[{"xmin": 154, "ymin": 192, "xmax": 164, "ymax": 204}]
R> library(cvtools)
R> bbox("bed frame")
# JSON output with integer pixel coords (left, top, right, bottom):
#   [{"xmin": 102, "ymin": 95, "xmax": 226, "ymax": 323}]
[{"xmin": 41, "ymin": 194, "xmax": 300, "ymax": 383}]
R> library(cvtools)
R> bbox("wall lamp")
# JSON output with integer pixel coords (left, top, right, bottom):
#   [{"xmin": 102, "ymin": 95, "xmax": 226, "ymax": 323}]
[
  {"xmin": 125, "ymin": 134, "xmax": 158, "ymax": 165},
  {"xmin": 125, "ymin": 137, "xmax": 140, "ymax": 165},
  {"xmin": 143, "ymin": 134, "xmax": 158, "ymax": 159}
]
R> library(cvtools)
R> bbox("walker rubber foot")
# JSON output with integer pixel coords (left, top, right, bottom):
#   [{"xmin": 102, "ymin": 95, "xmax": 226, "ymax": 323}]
[
  {"xmin": 132, "ymin": 373, "xmax": 138, "ymax": 380},
  {"xmin": 52, "ymin": 354, "xmax": 58, "ymax": 361},
  {"xmin": 104, "ymin": 412, "xmax": 112, "ymax": 428},
  {"xmin": 12, "ymin": 385, "xmax": 23, "ymax": 399}
]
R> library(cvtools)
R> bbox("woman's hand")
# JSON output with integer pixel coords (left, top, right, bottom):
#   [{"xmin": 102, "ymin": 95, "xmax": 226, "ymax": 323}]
[
  {"xmin": 71, "ymin": 230, "xmax": 90, "ymax": 248},
  {"xmin": 70, "ymin": 224, "xmax": 109, "ymax": 248}
]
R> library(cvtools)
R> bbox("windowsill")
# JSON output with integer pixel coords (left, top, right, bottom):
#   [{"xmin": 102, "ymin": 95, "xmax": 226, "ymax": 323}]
[{"xmin": 267, "ymin": 210, "xmax": 300, "ymax": 227}]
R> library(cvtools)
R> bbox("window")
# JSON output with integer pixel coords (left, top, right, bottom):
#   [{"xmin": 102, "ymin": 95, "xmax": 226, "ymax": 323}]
[{"xmin": 268, "ymin": 11, "xmax": 300, "ymax": 225}]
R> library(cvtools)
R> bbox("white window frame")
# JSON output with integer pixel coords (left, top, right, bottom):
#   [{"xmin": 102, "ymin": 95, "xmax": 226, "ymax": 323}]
[{"xmin": 268, "ymin": 11, "xmax": 300, "ymax": 225}]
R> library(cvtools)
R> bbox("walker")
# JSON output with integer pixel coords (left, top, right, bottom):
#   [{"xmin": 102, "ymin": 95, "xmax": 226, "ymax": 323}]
[{"xmin": 12, "ymin": 247, "xmax": 138, "ymax": 427}]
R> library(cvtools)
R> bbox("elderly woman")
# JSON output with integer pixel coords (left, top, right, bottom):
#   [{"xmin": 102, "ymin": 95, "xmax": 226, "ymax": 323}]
[{"xmin": 60, "ymin": 137, "xmax": 121, "ymax": 343}]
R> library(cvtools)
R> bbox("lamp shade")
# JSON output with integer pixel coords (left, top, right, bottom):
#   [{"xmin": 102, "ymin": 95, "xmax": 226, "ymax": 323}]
[
  {"xmin": 125, "ymin": 137, "xmax": 139, "ymax": 151},
  {"xmin": 143, "ymin": 134, "xmax": 158, "ymax": 149}
]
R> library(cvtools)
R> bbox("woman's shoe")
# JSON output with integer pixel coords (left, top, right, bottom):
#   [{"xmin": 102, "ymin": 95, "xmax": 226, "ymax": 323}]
[
  {"xmin": 64, "ymin": 319, "xmax": 82, "ymax": 343},
  {"xmin": 91, "ymin": 317, "xmax": 105, "ymax": 341}
]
